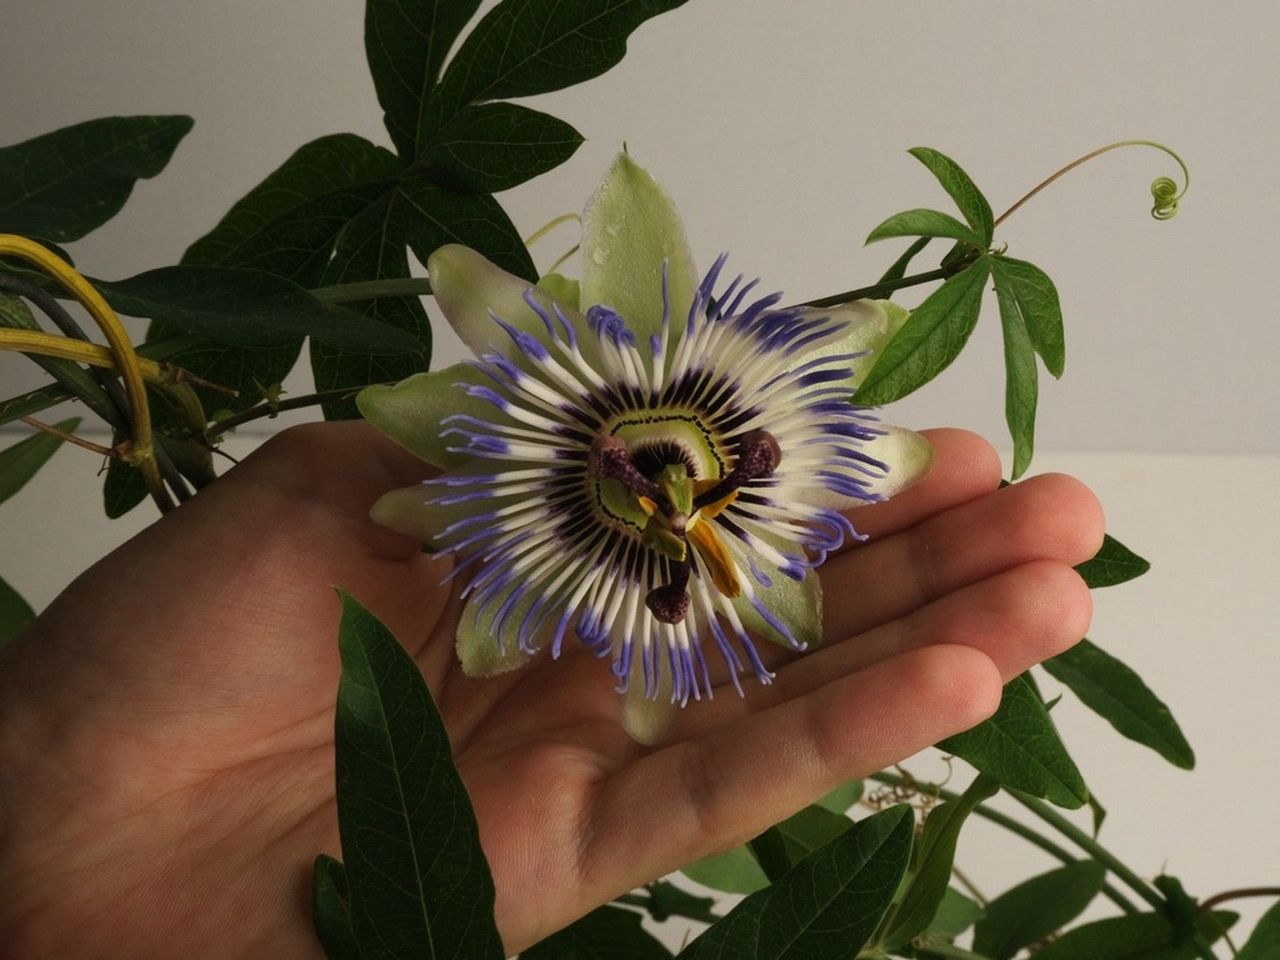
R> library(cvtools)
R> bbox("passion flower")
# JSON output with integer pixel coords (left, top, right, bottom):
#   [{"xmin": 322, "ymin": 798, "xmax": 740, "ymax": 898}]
[{"xmin": 360, "ymin": 154, "xmax": 932, "ymax": 733}]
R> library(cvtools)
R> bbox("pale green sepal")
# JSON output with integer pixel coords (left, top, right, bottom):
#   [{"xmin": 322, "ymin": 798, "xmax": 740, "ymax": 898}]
[
  {"xmin": 456, "ymin": 584, "xmax": 536, "ymax": 677},
  {"xmin": 732, "ymin": 564, "xmax": 823, "ymax": 653},
  {"xmin": 357, "ymin": 363, "xmax": 516, "ymax": 470},
  {"xmin": 369, "ymin": 461, "xmax": 526, "ymax": 543},
  {"xmin": 428, "ymin": 243, "xmax": 588, "ymax": 363},
  {"xmin": 795, "ymin": 298, "xmax": 911, "ymax": 391},
  {"xmin": 369, "ymin": 483, "xmax": 473, "ymax": 543},
  {"xmin": 536, "ymin": 272, "xmax": 580, "ymax": 310},
  {"xmin": 621, "ymin": 682, "xmax": 679, "ymax": 745},
  {"xmin": 580, "ymin": 152, "xmax": 698, "ymax": 341}
]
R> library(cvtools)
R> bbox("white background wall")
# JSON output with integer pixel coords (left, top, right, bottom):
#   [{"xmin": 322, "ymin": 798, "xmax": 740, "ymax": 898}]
[{"xmin": 2, "ymin": 0, "xmax": 1277, "ymax": 948}]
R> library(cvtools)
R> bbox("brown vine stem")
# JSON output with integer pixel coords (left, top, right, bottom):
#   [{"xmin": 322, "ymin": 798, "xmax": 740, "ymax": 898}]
[
  {"xmin": 1199, "ymin": 886, "xmax": 1280, "ymax": 914},
  {"xmin": 205, "ymin": 385, "xmax": 380, "ymax": 438}
]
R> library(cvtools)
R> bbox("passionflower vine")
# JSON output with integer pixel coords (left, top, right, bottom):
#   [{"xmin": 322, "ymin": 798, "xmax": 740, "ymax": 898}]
[{"xmin": 359, "ymin": 154, "xmax": 932, "ymax": 740}]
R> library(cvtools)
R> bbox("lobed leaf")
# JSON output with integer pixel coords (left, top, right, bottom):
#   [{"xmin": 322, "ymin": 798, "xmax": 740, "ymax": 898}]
[
  {"xmin": 426, "ymin": 0, "xmax": 691, "ymax": 133},
  {"xmin": 682, "ymin": 845, "xmax": 770, "ymax": 896},
  {"xmin": 925, "ymin": 887, "xmax": 985, "ymax": 940},
  {"xmin": 312, "ymin": 855, "xmax": 360, "ymax": 960},
  {"xmin": 422, "ymin": 103, "xmax": 584, "ymax": 194},
  {"xmin": 866, "ymin": 208, "xmax": 986, "ymax": 249},
  {"xmin": 1075, "ymin": 534, "xmax": 1151, "ymax": 588},
  {"xmin": 99, "ymin": 265, "xmax": 425, "ymax": 354},
  {"xmin": 939, "ymin": 673, "xmax": 1089, "ymax": 808},
  {"xmin": 877, "ymin": 774, "xmax": 999, "ymax": 950},
  {"xmin": 311, "ymin": 189, "xmax": 431, "ymax": 420},
  {"xmin": 994, "ymin": 263, "xmax": 1039, "ymax": 479},
  {"xmin": 365, "ymin": 0, "xmax": 484, "ymax": 157},
  {"xmin": 854, "ymin": 257, "xmax": 990, "ymax": 405},
  {"xmin": 990, "ymin": 256, "xmax": 1065, "ymax": 377},
  {"xmin": 877, "ymin": 236, "xmax": 931, "ymax": 286},
  {"xmin": 1031, "ymin": 910, "xmax": 1237, "ymax": 960},
  {"xmin": 972, "ymin": 861, "xmax": 1106, "ymax": 960},
  {"xmin": 182, "ymin": 133, "xmax": 402, "ymax": 284},
  {"xmin": 677, "ymin": 806, "xmax": 914, "ymax": 960},
  {"xmin": 333, "ymin": 591, "xmax": 504, "ymax": 960},
  {"xmin": 907, "ymin": 147, "xmax": 994, "ymax": 243},
  {"xmin": 1043, "ymin": 639, "xmax": 1195, "ymax": 769},
  {"xmin": 1236, "ymin": 898, "xmax": 1280, "ymax": 960},
  {"xmin": 0, "ymin": 574, "xmax": 35, "ymax": 647},
  {"xmin": 0, "ymin": 115, "xmax": 193, "ymax": 241},
  {"xmin": 520, "ymin": 905, "xmax": 673, "ymax": 958}
]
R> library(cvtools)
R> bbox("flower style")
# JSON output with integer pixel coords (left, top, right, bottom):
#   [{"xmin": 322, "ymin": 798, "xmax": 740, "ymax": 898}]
[{"xmin": 360, "ymin": 154, "xmax": 932, "ymax": 738}]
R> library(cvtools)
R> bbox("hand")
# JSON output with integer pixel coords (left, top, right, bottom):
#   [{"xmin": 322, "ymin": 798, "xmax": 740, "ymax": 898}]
[{"xmin": 0, "ymin": 421, "xmax": 1102, "ymax": 958}]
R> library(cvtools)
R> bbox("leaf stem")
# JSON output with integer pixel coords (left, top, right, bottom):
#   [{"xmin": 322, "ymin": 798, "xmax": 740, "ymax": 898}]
[
  {"xmin": 206, "ymin": 385, "xmax": 380, "ymax": 437},
  {"xmin": 1199, "ymin": 887, "xmax": 1280, "ymax": 913},
  {"xmin": 309, "ymin": 277, "xmax": 433, "ymax": 304},
  {"xmin": 870, "ymin": 773, "xmax": 1138, "ymax": 914},
  {"xmin": 993, "ymin": 140, "xmax": 1190, "ymax": 228},
  {"xmin": 797, "ymin": 265, "xmax": 955, "ymax": 310}
]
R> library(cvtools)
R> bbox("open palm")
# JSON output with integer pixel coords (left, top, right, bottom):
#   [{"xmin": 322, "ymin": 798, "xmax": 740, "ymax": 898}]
[{"xmin": 0, "ymin": 421, "xmax": 1102, "ymax": 958}]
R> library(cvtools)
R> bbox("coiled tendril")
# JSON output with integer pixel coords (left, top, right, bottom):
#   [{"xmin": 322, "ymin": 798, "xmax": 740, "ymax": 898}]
[{"xmin": 995, "ymin": 139, "xmax": 1189, "ymax": 228}]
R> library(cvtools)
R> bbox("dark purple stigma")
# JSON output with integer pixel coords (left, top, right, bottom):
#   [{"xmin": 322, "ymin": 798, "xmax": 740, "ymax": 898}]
[
  {"xmin": 693, "ymin": 429, "xmax": 781, "ymax": 509},
  {"xmin": 646, "ymin": 560, "xmax": 692, "ymax": 624}
]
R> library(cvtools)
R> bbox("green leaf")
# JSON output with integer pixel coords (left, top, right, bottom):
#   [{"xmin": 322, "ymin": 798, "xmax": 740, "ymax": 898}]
[
  {"xmin": 99, "ymin": 266, "xmax": 425, "ymax": 354},
  {"xmin": 426, "ymin": 0, "xmax": 691, "ymax": 133},
  {"xmin": 365, "ymin": 0, "xmax": 484, "ymax": 158},
  {"xmin": 866, "ymin": 208, "xmax": 986, "ymax": 249},
  {"xmin": 311, "ymin": 189, "xmax": 431, "ymax": 420},
  {"xmin": 154, "ymin": 337, "xmax": 302, "ymax": 416},
  {"xmin": 925, "ymin": 887, "xmax": 984, "ymax": 940},
  {"xmin": 1032, "ymin": 910, "xmax": 1237, "ymax": 960},
  {"xmin": 0, "ymin": 416, "xmax": 81, "ymax": 504},
  {"xmin": 1236, "ymin": 898, "xmax": 1280, "ymax": 960},
  {"xmin": 333, "ymin": 590, "xmax": 504, "ymax": 960},
  {"xmin": 0, "ymin": 574, "xmax": 35, "ymax": 646},
  {"xmin": 749, "ymin": 803, "xmax": 857, "ymax": 884},
  {"xmin": 681, "ymin": 845, "xmax": 770, "ymax": 895},
  {"xmin": 878, "ymin": 237, "xmax": 931, "ymax": 286},
  {"xmin": 182, "ymin": 133, "xmax": 402, "ymax": 284},
  {"xmin": 854, "ymin": 257, "xmax": 990, "ymax": 405},
  {"xmin": 422, "ymin": 103, "xmax": 584, "ymax": 194},
  {"xmin": 0, "ymin": 382, "xmax": 73, "ymax": 429},
  {"xmin": 103, "ymin": 450, "xmax": 149, "ymax": 518},
  {"xmin": 312, "ymin": 855, "xmax": 360, "ymax": 960},
  {"xmin": 0, "ymin": 115, "xmax": 193, "ymax": 241},
  {"xmin": 993, "ymin": 261, "xmax": 1039, "ymax": 479},
  {"xmin": 878, "ymin": 774, "xmax": 999, "ymax": 950},
  {"xmin": 677, "ymin": 805, "xmax": 914, "ymax": 960},
  {"xmin": 973, "ymin": 861, "xmax": 1106, "ymax": 960},
  {"xmin": 939, "ymin": 673, "xmax": 1089, "ymax": 808},
  {"xmin": 990, "ymin": 256, "xmax": 1065, "ymax": 377},
  {"xmin": 815, "ymin": 779, "xmax": 864, "ymax": 814},
  {"xmin": 521, "ymin": 905, "xmax": 673, "ymax": 959},
  {"xmin": 1075, "ymin": 535, "xmax": 1151, "ymax": 588},
  {"xmin": 646, "ymin": 882, "xmax": 719, "ymax": 924},
  {"xmin": 1043, "ymin": 639, "xmax": 1195, "ymax": 769},
  {"xmin": 907, "ymin": 147, "xmax": 994, "ymax": 244},
  {"xmin": 398, "ymin": 173, "xmax": 538, "ymax": 282}
]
